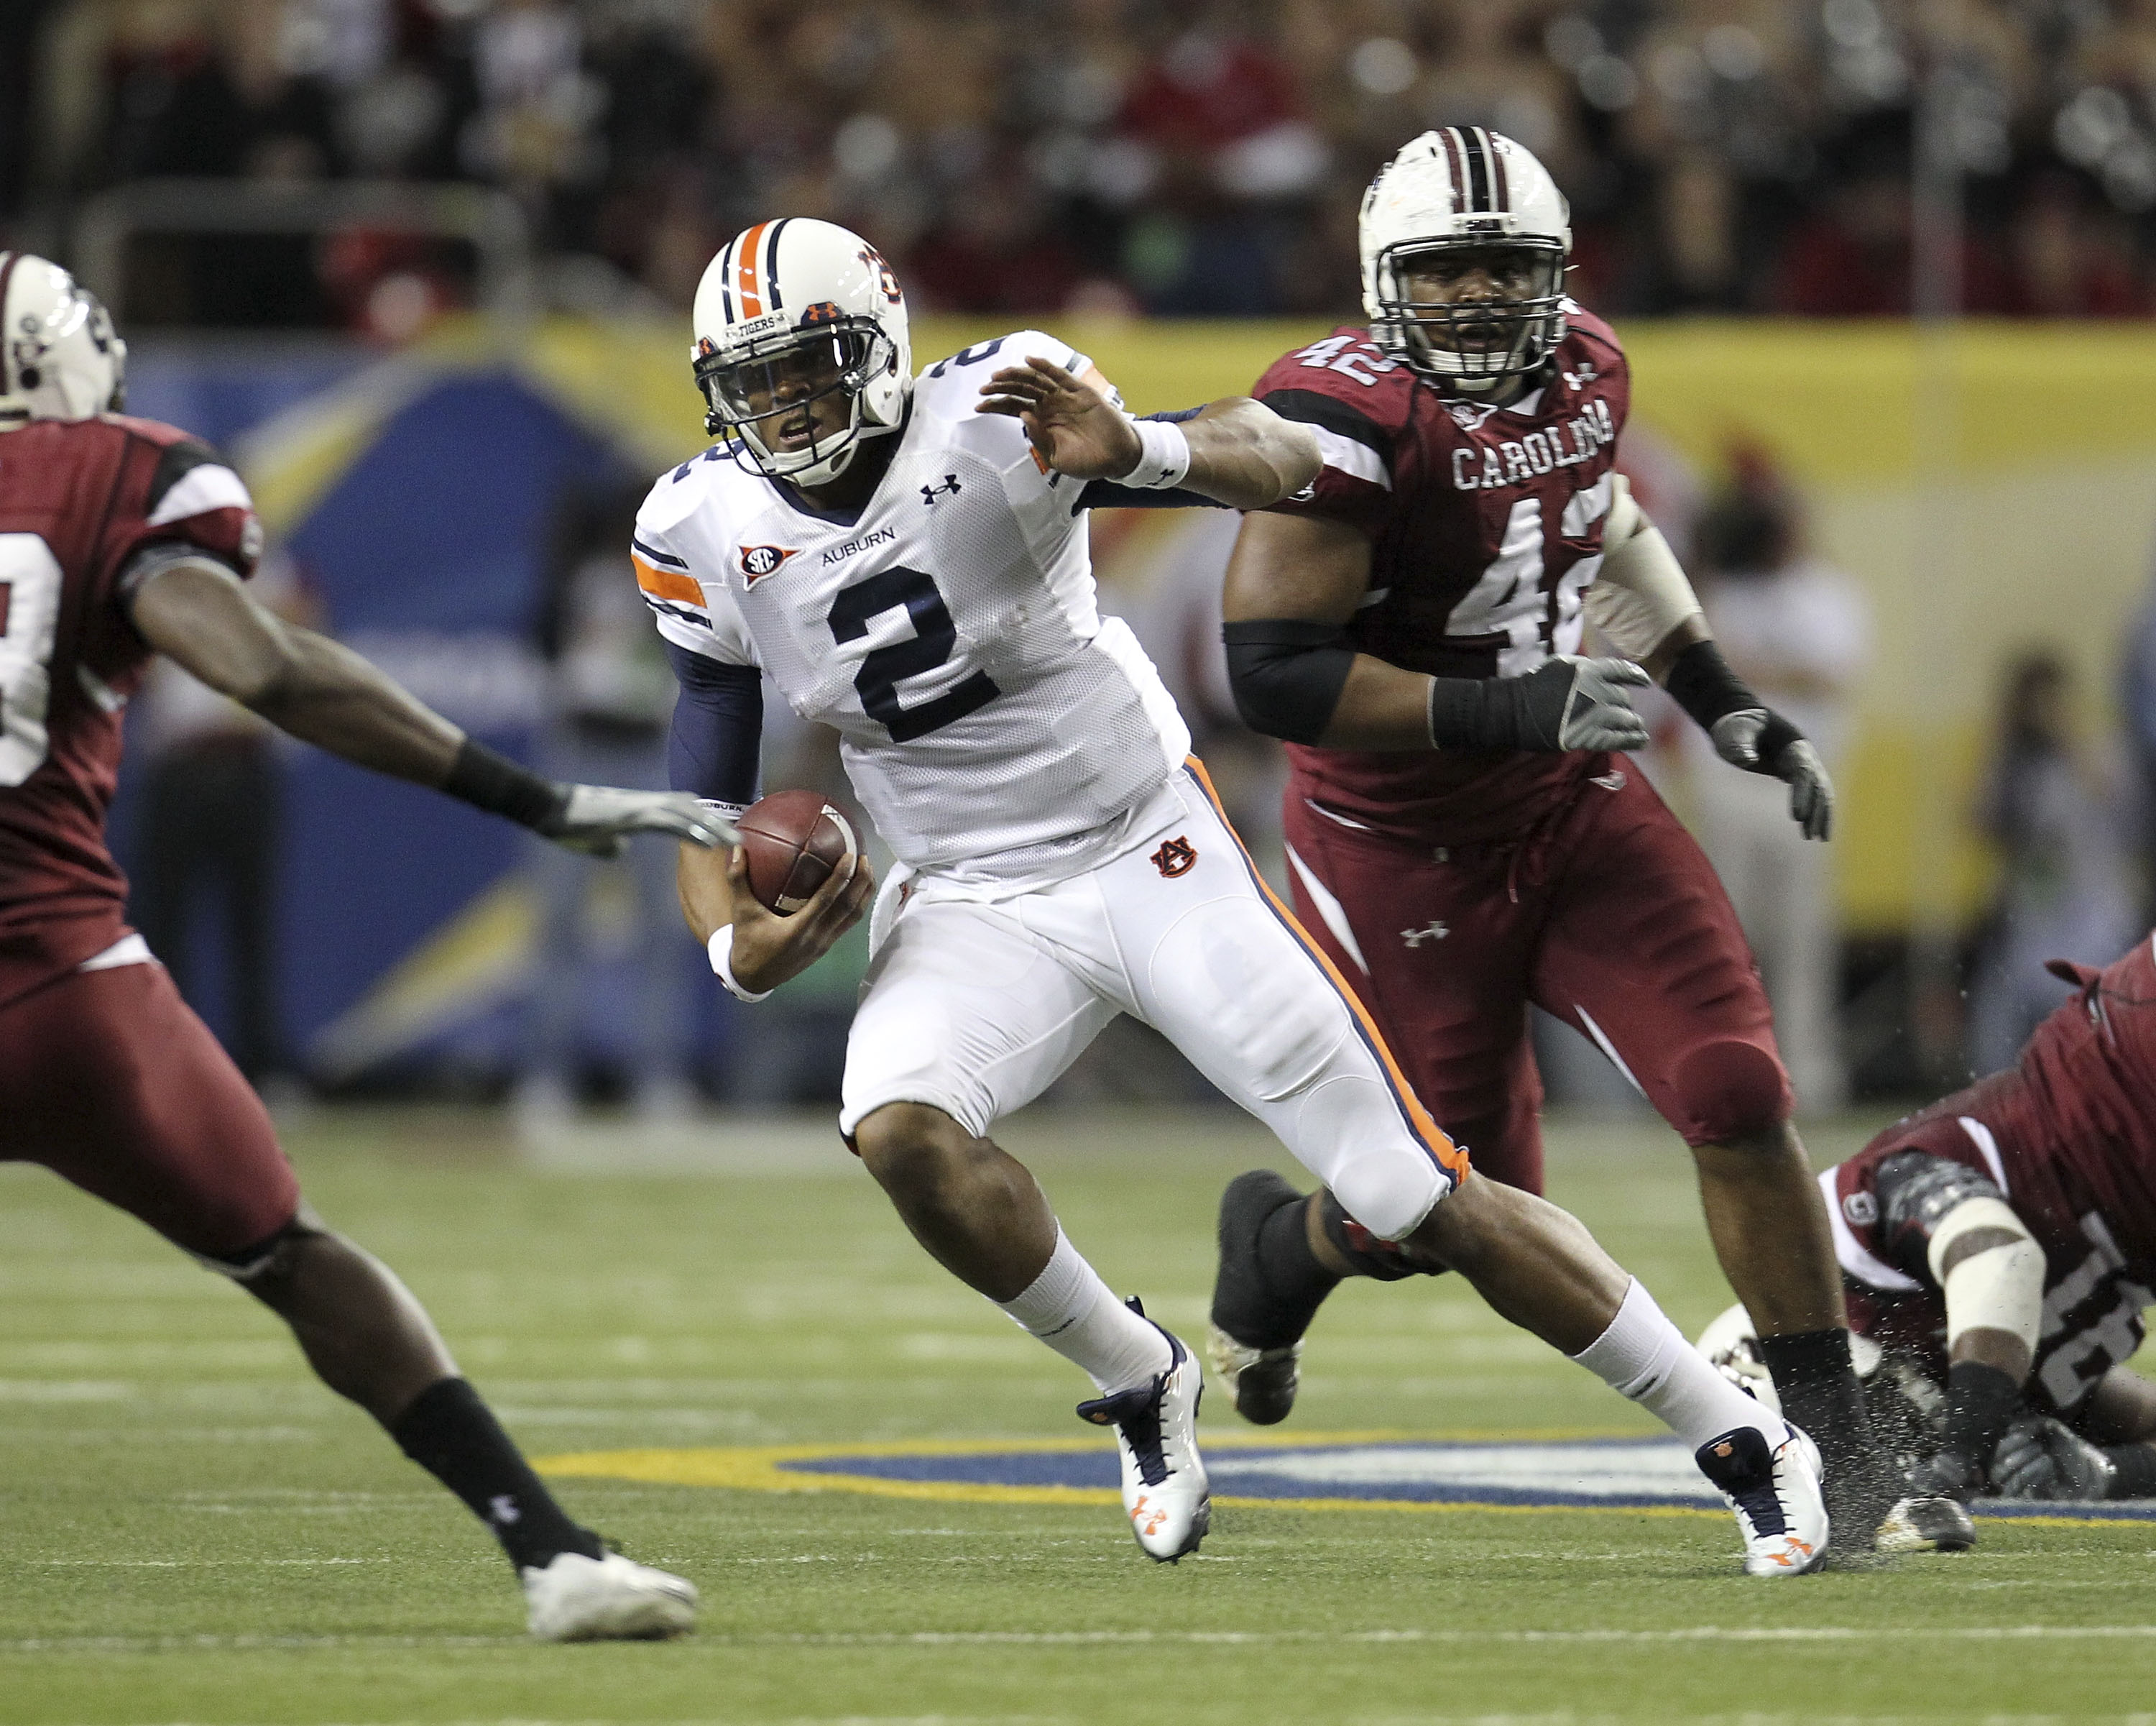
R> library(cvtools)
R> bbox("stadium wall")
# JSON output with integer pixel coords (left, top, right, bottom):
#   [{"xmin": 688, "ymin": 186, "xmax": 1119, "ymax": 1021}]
[{"xmin": 123, "ymin": 317, "xmax": 2156, "ymax": 1079}]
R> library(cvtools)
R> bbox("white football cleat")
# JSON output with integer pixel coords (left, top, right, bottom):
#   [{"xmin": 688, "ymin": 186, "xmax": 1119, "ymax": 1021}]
[
  {"xmin": 1694, "ymin": 1420, "xmax": 1830, "ymax": 1577},
  {"xmin": 1077, "ymin": 1303, "xmax": 1210, "ymax": 1562},
  {"xmin": 522, "ymin": 1549, "xmax": 699, "ymax": 1641}
]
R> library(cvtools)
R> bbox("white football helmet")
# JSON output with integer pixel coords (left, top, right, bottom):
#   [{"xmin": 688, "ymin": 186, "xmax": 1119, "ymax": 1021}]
[
  {"xmin": 1697, "ymin": 1303, "xmax": 1894, "ymax": 1423},
  {"xmin": 1360, "ymin": 128, "xmax": 1570, "ymax": 393},
  {"xmin": 690, "ymin": 218, "xmax": 911, "ymax": 487},
  {"xmin": 0, "ymin": 253, "xmax": 126, "ymax": 431}
]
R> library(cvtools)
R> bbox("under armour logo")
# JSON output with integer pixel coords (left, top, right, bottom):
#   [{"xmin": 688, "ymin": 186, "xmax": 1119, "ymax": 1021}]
[
  {"xmin": 1401, "ymin": 920, "xmax": 1448, "ymax": 947},
  {"xmin": 921, "ymin": 474, "xmax": 962, "ymax": 504},
  {"xmin": 1590, "ymin": 770, "xmax": 1626, "ymax": 791},
  {"xmin": 1151, "ymin": 835, "xmax": 1197, "ymax": 878},
  {"xmin": 488, "ymin": 1495, "xmax": 522, "ymax": 1525}
]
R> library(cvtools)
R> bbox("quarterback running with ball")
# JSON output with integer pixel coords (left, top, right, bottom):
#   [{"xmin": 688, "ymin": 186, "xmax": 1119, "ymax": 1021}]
[
  {"xmin": 1200, "ymin": 128, "xmax": 1914, "ymax": 1545},
  {"xmin": 645, "ymin": 216, "xmax": 1833, "ymax": 1574}
]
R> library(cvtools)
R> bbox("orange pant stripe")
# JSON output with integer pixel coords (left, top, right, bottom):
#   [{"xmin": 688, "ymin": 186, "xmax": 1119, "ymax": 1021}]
[{"xmin": 1181, "ymin": 757, "xmax": 1469, "ymax": 1187}]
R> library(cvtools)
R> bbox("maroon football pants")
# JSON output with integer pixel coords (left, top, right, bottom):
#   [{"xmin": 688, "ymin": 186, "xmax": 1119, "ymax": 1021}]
[
  {"xmin": 1281, "ymin": 763, "xmax": 1790, "ymax": 1193},
  {"xmin": 0, "ymin": 960, "xmax": 299, "ymax": 1258}
]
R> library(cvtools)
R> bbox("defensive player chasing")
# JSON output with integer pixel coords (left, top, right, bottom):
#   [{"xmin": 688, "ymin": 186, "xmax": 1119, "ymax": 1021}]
[
  {"xmin": 1704, "ymin": 932, "xmax": 2156, "ymax": 1522},
  {"xmin": 0, "ymin": 254, "xmax": 711, "ymax": 1639},
  {"xmin": 649, "ymin": 216, "xmax": 1830, "ymax": 1574},
  {"xmin": 1201, "ymin": 129, "xmax": 1904, "ymax": 1539}
]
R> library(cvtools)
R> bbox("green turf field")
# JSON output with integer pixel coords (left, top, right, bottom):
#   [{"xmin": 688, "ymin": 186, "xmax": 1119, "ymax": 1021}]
[{"xmin": 4, "ymin": 1103, "xmax": 2153, "ymax": 1725}]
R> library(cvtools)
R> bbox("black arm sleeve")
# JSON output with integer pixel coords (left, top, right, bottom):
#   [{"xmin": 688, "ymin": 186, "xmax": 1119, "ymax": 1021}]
[
  {"xmin": 1221, "ymin": 620, "xmax": 1356, "ymax": 745},
  {"xmin": 664, "ymin": 638, "xmax": 763, "ymax": 808},
  {"xmin": 1076, "ymin": 406, "xmax": 1227, "ymax": 512}
]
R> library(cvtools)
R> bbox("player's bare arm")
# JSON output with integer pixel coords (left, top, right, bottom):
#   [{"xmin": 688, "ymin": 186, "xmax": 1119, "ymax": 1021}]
[
  {"xmin": 676, "ymin": 837, "xmax": 872, "ymax": 996},
  {"xmin": 976, "ymin": 357, "xmax": 1319, "ymax": 508},
  {"xmin": 1220, "ymin": 508, "xmax": 1649, "ymax": 753},
  {"xmin": 1889, "ymin": 1186, "xmax": 2046, "ymax": 1498},
  {"xmin": 128, "ymin": 554, "xmax": 730, "ymax": 855}
]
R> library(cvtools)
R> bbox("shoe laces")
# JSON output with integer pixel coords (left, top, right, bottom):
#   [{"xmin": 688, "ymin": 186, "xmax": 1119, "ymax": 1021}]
[{"xmin": 1697, "ymin": 1427, "xmax": 1791, "ymax": 1538}]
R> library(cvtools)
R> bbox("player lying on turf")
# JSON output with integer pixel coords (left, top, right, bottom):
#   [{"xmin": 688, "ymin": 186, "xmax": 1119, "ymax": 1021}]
[
  {"xmin": 1200, "ymin": 127, "xmax": 1908, "ymax": 1544},
  {"xmin": 0, "ymin": 253, "xmax": 714, "ymax": 1640},
  {"xmin": 1701, "ymin": 930, "xmax": 2156, "ymax": 1525},
  {"xmin": 646, "ymin": 216, "xmax": 1831, "ymax": 1576}
]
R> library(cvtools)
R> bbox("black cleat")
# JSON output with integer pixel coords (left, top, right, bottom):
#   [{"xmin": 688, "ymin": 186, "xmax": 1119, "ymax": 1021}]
[{"xmin": 1207, "ymin": 1169, "xmax": 1322, "ymax": 1426}]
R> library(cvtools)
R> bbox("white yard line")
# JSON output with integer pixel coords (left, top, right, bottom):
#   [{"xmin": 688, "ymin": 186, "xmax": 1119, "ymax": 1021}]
[{"xmin": 9, "ymin": 1625, "xmax": 2156, "ymax": 1653}]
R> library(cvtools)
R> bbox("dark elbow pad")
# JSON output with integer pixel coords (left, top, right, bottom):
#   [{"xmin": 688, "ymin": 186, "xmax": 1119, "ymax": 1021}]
[{"xmin": 1221, "ymin": 620, "xmax": 1355, "ymax": 745}]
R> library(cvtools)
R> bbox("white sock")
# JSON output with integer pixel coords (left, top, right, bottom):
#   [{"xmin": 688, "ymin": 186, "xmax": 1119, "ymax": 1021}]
[
  {"xmin": 997, "ymin": 1229, "xmax": 1173, "ymax": 1396},
  {"xmin": 1568, "ymin": 1279, "xmax": 1780, "ymax": 1451}
]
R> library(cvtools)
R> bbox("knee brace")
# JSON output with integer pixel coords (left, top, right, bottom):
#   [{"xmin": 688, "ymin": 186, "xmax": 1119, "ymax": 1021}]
[{"xmin": 1672, "ymin": 1037, "xmax": 1791, "ymax": 1145}]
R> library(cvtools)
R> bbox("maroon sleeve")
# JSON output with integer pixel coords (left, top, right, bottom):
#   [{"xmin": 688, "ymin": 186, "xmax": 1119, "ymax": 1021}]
[
  {"xmin": 1250, "ymin": 328, "xmax": 1411, "ymax": 538},
  {"xmin": 1560, "ymin": 306, "xmax": 1631, "ymax": 438},
  {"xmin": 105, "ymin": 419, "xmax": 264, "ymax": 591}
]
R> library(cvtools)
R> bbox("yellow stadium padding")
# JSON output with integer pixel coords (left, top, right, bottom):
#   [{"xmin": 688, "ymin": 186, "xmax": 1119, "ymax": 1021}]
[{"xmin": 241, "ymin": 313, "xmax": 2156, "ymax": 935}]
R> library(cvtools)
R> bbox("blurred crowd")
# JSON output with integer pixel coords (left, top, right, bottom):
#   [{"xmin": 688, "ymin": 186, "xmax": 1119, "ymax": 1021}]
[{"xmin": 14, "ymin": 0, "xmax": 2156, "ymax": 327}]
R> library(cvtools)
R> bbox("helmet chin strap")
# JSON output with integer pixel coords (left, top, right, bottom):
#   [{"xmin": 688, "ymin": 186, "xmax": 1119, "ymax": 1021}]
[{"xmin": 748, "ymin": 398, "xmax": 900, "ymax": 490}]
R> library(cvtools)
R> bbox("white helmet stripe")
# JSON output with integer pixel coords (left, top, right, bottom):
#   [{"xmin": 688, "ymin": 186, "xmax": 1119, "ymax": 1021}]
[
  {"xmin": 1480, "ymin": 127, "xmax": 1510, "ymax": 211},
  {"xmin": 1437, "ymin": 129, "xmax": 1467, "ymax": 214},
  {"xmin": 0, "ymin": 252, "xmax": 18, "ymax": 395},
  {"xmin": 1458, "ymin": 127, "xmax": 1491, "ymax": 213},
  {"xmin": 734, "ymin": 219, "xmax": 775, "ymax": 318},
  {"xmin": 764, "ymin": 217, "xmax": 791, "ymax": 311}
]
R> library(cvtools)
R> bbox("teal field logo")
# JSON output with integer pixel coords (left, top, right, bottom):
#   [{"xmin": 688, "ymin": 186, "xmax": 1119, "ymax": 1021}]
[{"xmin": 540, "ymin": 1433, "xmax": 2156, "ymax": 1525}]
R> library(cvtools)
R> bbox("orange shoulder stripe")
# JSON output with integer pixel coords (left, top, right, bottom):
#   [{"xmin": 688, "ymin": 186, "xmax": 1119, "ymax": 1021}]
[{"xmin": 632, "ymin": 552, "xmax": 705, "ymax": 608}]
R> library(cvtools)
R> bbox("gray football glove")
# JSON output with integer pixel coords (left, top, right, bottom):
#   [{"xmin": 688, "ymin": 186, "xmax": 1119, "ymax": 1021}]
[
  {"xmin": 1991, "ymin": 1415, "xmax": 2117, "ymax": 1502},
  {"xmin": 1519, "ymin": 656, "xmax": 1652, "ymax": 752},
  {"xmin": 1708, "ymin": 710, "xmax": 1835, "ymax": 842},
  {"xmin": 537, "ymin": 785, "xmax": 737, "ymax": 859}
]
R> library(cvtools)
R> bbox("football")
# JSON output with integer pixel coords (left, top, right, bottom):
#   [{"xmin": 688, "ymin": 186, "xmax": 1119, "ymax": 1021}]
[{"xmin": 737, "ymin": 789, "xmax": 860, "ymax": 915}]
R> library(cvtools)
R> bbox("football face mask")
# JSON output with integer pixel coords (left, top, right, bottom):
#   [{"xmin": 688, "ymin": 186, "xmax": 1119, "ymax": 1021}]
[
  {"xmin": 695, "ymin": 320, "xmax": 895, "ymax": 484},
  {"xmin": 1377, "ymin": 238, "xmax": 1567, "ymax": 388}
]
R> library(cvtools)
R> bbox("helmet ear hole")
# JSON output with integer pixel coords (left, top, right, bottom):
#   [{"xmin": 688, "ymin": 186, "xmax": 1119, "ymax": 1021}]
[{"xmin": 18, "ymin": 367, "xmax": 38, "ymax": 389}]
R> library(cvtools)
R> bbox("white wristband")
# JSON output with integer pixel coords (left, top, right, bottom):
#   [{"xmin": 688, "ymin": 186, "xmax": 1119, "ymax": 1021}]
[
  {"xmin": 706, "ymin": 924, "xmax": 773, "ymax": 1004},
  {"xmin": 1120, "ymin": 416, "xmax": 1192, "ymax": 490}
]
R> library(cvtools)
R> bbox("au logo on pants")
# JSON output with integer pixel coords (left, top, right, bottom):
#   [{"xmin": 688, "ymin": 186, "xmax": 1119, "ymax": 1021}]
[{"xmin": 1150, "ymin": 836, "xmax": 1197, "ymax": 878}]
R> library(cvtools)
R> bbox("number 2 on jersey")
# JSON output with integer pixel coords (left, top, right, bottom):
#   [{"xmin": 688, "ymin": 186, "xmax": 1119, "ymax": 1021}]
[
  {"xmin": 0, "ymin": 533, "xmax": 64, "ymax": 787},
  {"xmin": 828, "ymin": 565, "xmax": 1001, "ymax": 743}
]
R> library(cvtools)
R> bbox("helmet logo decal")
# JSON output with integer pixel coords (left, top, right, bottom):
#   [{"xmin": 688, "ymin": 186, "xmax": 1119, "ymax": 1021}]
[
  {"xmin": 798, "ymin": 300, "xmax": 842, "ymax": 326},
  {"xmin": 740, "ymin": 545, "xmax": 800, "ymax": 583},
  {"xmin": 857, "ymin": 246, "xmax": 901, "ymax": 305}
]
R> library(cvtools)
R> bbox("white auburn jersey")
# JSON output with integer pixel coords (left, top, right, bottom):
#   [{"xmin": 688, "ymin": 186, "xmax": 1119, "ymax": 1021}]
[{"xmin": 634, "ymin": 331, "xmax": 1191, "ymax": 890}]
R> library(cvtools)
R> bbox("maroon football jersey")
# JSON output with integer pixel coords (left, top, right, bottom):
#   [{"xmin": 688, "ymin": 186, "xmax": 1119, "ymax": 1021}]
[
  {"xmin": 1252, "ymin": 308, "xmax": 1631, "ymax": 842},
  {"xmin": 0, "ymin": 414, "xmax": 260, "ymax": 1008},
  {"xmin": 1825, "ymin": 935, "xmax": 2156, "ymax": 1412}
]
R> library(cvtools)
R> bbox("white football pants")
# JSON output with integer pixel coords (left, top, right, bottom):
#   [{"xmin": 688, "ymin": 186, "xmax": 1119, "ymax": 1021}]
[{"xmin": 839, "ymin": 763, "xmax": 1462, "ymax": 1241}]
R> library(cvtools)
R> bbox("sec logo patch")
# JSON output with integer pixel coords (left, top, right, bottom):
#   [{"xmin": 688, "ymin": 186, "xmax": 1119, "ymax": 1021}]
[{"xmin": 740, "ymin": 545, "xmax": 798, "ymax": 582}]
